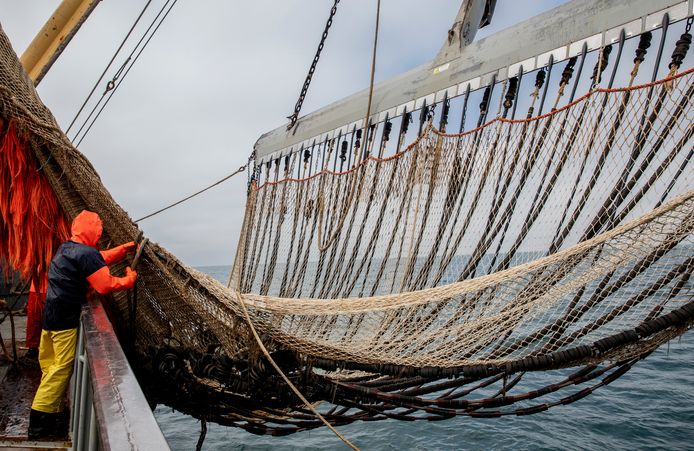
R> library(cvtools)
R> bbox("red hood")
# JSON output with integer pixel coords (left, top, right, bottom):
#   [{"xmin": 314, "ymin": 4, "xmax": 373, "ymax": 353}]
[{"xmin": 70, "ymin": 210, "xmax": 103, "ymax": 248}]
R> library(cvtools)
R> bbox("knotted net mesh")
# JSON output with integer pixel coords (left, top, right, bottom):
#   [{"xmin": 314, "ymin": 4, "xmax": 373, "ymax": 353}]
[
  {"xmin": 0, "ymin": 21, "xmax": 693, "ymax": 433},
  {"xmin": 231, "ymin": 71, "xmax": 694, "ymax": 369}
]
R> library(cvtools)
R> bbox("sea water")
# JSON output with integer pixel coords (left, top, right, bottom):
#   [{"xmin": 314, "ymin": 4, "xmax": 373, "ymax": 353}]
[{"xmin": 154, "ymin": 265, "xmax": 694, "ymax": 450}]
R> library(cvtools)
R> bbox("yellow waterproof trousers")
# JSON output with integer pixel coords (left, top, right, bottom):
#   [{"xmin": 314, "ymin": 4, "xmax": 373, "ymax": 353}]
[{"xmin": 31, "ymin": 328, "xmax": 78, "ymax": 413}]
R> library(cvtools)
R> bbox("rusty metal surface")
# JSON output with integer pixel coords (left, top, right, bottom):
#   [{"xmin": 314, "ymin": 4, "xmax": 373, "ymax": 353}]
[{"xmin": 81, "ymin": 300, "xmax": 169, "ymax": 451}]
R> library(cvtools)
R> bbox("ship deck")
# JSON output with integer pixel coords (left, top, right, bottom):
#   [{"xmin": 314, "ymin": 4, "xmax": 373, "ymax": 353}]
[{"xmin": 0, "ymin": 314, "xmax": 70, "ymax": 450}]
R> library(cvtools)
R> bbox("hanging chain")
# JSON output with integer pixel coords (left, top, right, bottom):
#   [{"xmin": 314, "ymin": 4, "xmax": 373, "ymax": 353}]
[
  {"xmin": 686, "ymin": 16, "xmax": 692, "ymax": 33},
  {"xmin": 286, "ymin": 0, "xmax": 340, "ymax": 131}
]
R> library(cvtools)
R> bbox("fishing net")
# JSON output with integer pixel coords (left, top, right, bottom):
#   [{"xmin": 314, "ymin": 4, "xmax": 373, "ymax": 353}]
[
  {"xmin": 0, "ymin": 22, "xmax": 692, "ymax": 435},
  {"xmin": 232, "ymin": 70, "xmax": 694, "ymax": 369}
]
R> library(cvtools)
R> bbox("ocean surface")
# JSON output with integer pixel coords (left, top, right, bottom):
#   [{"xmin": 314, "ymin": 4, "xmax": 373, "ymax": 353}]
[{"xmin": 153, "ymin": 265, "xmax": 694, "ymax": 450}]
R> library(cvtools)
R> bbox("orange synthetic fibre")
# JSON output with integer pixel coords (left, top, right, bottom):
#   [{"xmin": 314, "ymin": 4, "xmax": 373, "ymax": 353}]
[{"xmin": 0, "ymin": 119, "xmax": 69, "ymax": 285}]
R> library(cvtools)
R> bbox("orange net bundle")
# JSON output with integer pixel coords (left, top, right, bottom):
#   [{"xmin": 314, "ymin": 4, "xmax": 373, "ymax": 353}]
[{"xmin": 0, "ymin": 119, "xmax": 69, "ymax": 287}]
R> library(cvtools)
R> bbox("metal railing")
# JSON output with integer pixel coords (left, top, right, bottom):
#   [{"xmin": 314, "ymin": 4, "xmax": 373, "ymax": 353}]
[{"xmin": 70, "ymin": 299, "xmax": 169, "ymax": 451}]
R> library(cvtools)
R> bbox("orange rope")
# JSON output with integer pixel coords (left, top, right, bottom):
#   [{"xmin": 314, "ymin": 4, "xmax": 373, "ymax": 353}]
[
  {"xmin": 254, "ymin": 67, "xmax": 694, "ymax": 190},
  {"xmin": 256, "ymin": 123, "xmax": 431, "ymax": 189}
]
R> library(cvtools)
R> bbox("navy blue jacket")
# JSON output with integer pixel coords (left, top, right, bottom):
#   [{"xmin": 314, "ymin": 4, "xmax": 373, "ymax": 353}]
[{"xmin": 43, "ymin": 241, "xmax": 106, "ymax": 331}]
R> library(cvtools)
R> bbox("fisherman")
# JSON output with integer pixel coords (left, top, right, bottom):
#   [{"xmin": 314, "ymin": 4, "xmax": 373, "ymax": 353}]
[{"xmin": 28, "ymin": 210, "xmax": 138, "ymax": 439}]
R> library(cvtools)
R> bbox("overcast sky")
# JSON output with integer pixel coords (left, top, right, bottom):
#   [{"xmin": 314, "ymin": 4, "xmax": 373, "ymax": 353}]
[{"xmin": 1, "ymin": 0, "xmax": 567, "ymax": 266}]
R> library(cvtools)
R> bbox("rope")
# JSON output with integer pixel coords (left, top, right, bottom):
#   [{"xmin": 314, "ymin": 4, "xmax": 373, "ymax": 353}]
[
  {"xmin": 234, "ymin": 288, "xmax": 359, "ymax": 450},
  {"xmin": 195, "ymin": 419, "xmax": 207, "ymax": 451},
  {"xmin": 314, "ymin": 0, "xmax": 381, "ymax": 253},
  {"xmin": 250, "ymin": 66, "xmax": 694, "ymax": 193},
  {"xmin": 362, "ymin": 0, "xmax": 381, "ymax": 139},
  {"xmin": 134, "ymin": 164, "xmax": 246, "ymax": 222}
]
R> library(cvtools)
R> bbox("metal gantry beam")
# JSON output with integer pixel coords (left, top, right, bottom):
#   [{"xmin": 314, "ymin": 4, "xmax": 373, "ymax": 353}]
[
  {"xmin": 20, "ymin": 0, "xmax": 101, "ymax": 86},
  {"xmin": 254, "ymin": 0, "xmax": 692, "ymax": 163}
]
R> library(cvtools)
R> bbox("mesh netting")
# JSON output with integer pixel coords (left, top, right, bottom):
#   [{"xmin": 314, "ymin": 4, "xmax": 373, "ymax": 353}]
[
  {"xmin": 1, "ymin": 22, "xmax": 693, "ymax": 434},
  {"xmin": 232, "ymin": 70, "xmax": 694, "ymax": 369}
]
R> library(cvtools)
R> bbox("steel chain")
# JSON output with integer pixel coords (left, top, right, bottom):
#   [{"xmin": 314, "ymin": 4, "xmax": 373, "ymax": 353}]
[{"xmin": 286, "ymin": 0, "xmax": 340, "ymax": 130}]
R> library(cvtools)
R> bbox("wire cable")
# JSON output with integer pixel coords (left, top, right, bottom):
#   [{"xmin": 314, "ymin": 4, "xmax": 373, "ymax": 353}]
[
  {"xmin": 134, "ymin": 163, "xmax": 246, "ymax": 223},
  {"xmin": 66, "ymin": 0, "xmax": 153, "ymax": 135},
  {"xmin": 71, "ymin": 0, "xmax": 178, "ymax": 146}
]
